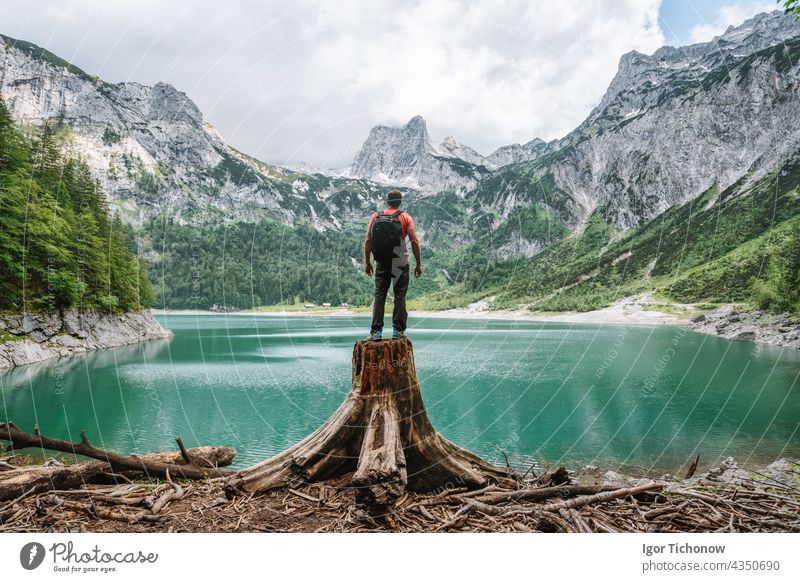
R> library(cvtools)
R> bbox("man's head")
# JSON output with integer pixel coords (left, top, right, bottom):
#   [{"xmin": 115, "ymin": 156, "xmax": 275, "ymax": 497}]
[{"xmin": 387, "ymin": 190, "xmax": 403, "ymax": 208}]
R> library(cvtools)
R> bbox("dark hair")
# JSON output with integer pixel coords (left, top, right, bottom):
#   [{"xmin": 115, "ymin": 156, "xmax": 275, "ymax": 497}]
[{"xmin": 387, "ymin": 190, "xmax": 403, "ymax": 208}]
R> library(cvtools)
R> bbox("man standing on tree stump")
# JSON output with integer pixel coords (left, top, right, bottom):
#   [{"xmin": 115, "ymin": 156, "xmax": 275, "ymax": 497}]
[{"xmin": 364, "ymin": 190, "xmax": 422, "ymax": 340}]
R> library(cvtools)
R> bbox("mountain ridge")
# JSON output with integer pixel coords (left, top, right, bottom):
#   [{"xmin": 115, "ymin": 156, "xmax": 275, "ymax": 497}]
[
  {"xmin": 349, "ymin": 113, "xmax": 552, "ymax": 189},
  {"xmin": 4, "ymin": 10, "xmax": 797, "ymax": 237},
  {"xmin": 0, "ymin": 32, "xmax": 390, "ymax": 229},
  {"xmin": 1, "ymin": 11, "xmax": 798, "ymax": 312},
  {"xmin": 349, "ymin": 11, "xmax": 800, "ymax": 234},
  {"xmin": 481, "ymin": 10, "xmax": 800, "ymax": 231}
]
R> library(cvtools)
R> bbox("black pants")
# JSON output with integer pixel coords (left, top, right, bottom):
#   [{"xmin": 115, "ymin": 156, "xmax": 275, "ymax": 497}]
[{"xmin": 370, "ymin": 257, "xmax": 409, "ymax": 333}]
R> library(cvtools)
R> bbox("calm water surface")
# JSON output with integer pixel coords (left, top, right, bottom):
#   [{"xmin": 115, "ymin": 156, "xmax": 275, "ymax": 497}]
[{"xmin": 2, "ymin": 315, "xmax": 798, "ymax": 472}]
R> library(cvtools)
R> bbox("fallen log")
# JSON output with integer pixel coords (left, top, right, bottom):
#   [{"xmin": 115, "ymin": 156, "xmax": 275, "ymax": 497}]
[
  {"xmin": 0, "ymin": 423, "xmax": 234, "ymax": 480},
  {"xmin": 0, "ymin": 461, "xmax": 105, "ymax": 504},
  {"xmin": 536, "ymin": 482, "xmax": 664, "ymax": 514},
  {"xmin": 476, "ymin": 484, "xmax": 621, "ymax": 505},
  {"xmin": 0, "ymin": 446, "xmax": 236, "ymax": 503},
  {"xmin": 120, "ymin": 445, "xmax": 236, "ymax": 470},
  {"xmin": 50, "ymin": 496, "xmax": 163, "ymax": 524},
  {"xmin": 226, "ymin": 338, "xmax": 517, "ymax": 514}
]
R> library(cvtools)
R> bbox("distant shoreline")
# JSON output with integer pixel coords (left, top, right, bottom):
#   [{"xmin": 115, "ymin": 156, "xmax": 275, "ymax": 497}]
[
  {"xmin": 150, "ymin": 296, "xmax": 686, "ymax": 326},
  {"xmin": 151, "ymin": 296, "xmax": 800, "ymax": 349}
]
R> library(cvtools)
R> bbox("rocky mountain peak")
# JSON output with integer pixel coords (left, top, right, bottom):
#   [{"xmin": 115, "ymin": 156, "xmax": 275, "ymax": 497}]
[
  {"xmin": 0, "ymin": 32, "xmax": 358, "ymax": 228},
  {"xmin": 440, "ymin": 135, "xmax": 460, "ymax": 149},
  {"xmin": 599, "ymin": 10, "xmax": 800, "ymax": 115},
  {"xmin": 351, "ymin": 112, "xmax": 553, "ymax": 188},
  {"xmin": 405, "ymin": 114, "xmax": 428, "ymax": 134},
  {"xmin": 351, "ymin": 115, "xmax": 488, "ymax": 192},
  {"xmin": 484, "ymin": 137, "xmax": 549, "ymax": 169},
  {"xmin": 508, "ymin": 9, "xmax": 800, "ymax": 232},
  {"xmin": 146, "ymin": 81, "xmax": 204, "ymax": 126},
  {"xmin": 437, "ymin": 135, "xmax": 486, "ymax": 166},
  {"xmin": 361, "ymin": 115, "xmax": 435, "ymax": 155}
]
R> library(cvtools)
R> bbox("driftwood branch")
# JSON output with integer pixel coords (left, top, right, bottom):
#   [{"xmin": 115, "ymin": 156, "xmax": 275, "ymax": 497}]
[
  {"xmin": 535, "ymin": 482, "xmax": 664, "ymax": 513},
  {"xmin": 475, "ymin": 484, "xmax": 621, "ymax": 505},
  {"xmin": 0, "ymin": 446, "xmax": 236, "ymax": 503},
  {"xmin": 683, "ymin": 454, "xmax": 700, "ymax": 479},
  {"xmin": 0, "ymin": 422, "xmax": 234, "ymax": 481},
  {"xmin": 176, "ymin": 437, "xmax": 193, "ymax": 465}
]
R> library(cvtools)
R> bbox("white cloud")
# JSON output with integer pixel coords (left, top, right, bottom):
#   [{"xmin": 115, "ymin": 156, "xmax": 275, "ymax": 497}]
[
  {"xmin": 688, "ymin": 1, "xmax": 776, "ymax": 44},
  {"xmin": 1, "ymin": 0, "xmax": 664, "ymax": 167}
]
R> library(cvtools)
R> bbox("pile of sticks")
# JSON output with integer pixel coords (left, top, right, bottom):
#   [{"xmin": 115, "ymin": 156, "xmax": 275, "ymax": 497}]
[
  {"xmin": 389, "ymin": 475, "xmax": 800, "ymax": 533},
  {"xmin": 2, "ymin": 459, "xmax": 798, "ymax": 533},
  {"xmin": 2, "ymin": 422, "xmax": 798, "ymax": 533}
]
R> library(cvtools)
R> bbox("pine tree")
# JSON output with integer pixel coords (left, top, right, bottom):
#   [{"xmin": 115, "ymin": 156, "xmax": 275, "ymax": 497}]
[
  {"xmin": 0, "ymin": 105, "xmax": 155, "ymax": 312},
  {"xmin": 0, "ymin": 98, "xmax": 27, "ymax": 173},
  {"xmin": 31, "ymin": 122, "xmax": 64, "ymax": 194},
  {"xmin": 109, "ymin": 213, "xmax": 138, "ymax": 310},
  {"xmin": 0, "ymin": 99, "xmax": 30, "ymax": 308},
  {"xmin": 0, "ymin": 173, "xmax": 31, "ymax": 309}
]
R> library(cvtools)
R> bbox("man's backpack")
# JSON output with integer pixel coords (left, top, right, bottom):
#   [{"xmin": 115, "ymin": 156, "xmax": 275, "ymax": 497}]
[{"xmin": 371, "ymin": 209, "xmax": 404, "ymax": 261}]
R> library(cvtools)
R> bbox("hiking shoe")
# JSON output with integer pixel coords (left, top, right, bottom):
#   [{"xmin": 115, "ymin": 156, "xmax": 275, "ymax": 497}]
[
  {"xmin": 391, "ymin": 328, "xmax": 406, "ymax": 339},
  {"xmin": 367, "ymin": 330, "xmax": 382, "ymax": 340}
]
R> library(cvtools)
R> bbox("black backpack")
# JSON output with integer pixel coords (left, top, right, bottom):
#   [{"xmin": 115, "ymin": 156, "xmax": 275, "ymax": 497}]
[{"xmin": 371, "ymin": 210, "xmax": 404, "ymax": 261}]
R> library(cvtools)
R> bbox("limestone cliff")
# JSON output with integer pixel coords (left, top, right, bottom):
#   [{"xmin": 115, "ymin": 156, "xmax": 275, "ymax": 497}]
[{"xmin": 0, "ymin": 310, "xmax": 173, "ymax": 369}]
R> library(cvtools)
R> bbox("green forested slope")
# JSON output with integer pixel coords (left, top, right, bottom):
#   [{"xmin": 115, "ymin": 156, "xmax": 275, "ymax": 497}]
[
  {"xmin": 141, "ymin": 219, "xmax": 373, "ymax": 309},
  {"xmin": 141, "ymin": 212, "xmax": 455, "ymax": 309},
  {"xmin": 0, "ymin": 99, "xmax": 154, "ymax": 313},
  {"xmin": 412, "ymin": 150, "xmax": 800, "ymax": 314}
]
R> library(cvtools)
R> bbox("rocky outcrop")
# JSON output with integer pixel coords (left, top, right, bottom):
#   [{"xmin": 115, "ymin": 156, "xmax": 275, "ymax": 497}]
[
  {"xmin": 687, "ymin": 306, "xmax": 800, "ymax": 349},
  {"xmin": 484, "ymin": 138, "xmax": 549, "ymax": 169},
  {"xmin": 350, "ymin": 115, "xmax": 490, "ymax": 193},
  {"xmin": 486, "ymin": 11, "xmax": 800, "ymax": 231},
  {"xmin": 578, "ymin": 457, "xmax": 800, "ymax": 492},
  {"xmin": 0, "ymin": 310, "xmax": 173, "ymax": 369},
  {"xmin": 437, "ymin": 135, "xmax": 486, "ymax": 166},
  {"xmin": 698, "ymin": 457, "xmax": 800, "ymax": 489}
]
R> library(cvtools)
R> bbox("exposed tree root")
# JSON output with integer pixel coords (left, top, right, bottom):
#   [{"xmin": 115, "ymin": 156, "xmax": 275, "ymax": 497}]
[
  {"xmin": 225, "ymin": 338, "xmax": 517, "ymax": 514},
  {"xmin": 1, "ymin": 461, "xmax": 798, "ymax": 533}
]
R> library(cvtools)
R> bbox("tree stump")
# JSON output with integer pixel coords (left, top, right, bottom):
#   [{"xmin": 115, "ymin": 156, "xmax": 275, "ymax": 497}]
[{"xmin": 225, "ymin": 338, "xmax": 515, "ymax": 514}]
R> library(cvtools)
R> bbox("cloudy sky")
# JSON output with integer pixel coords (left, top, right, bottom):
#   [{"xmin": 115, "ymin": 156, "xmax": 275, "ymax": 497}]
[{"xmin": 0, "ymin": 0, "xmax": 780, "ymax": 168}]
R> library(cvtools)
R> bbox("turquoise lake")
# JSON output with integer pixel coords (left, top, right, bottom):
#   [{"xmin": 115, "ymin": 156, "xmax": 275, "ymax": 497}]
[{"xmin": 1, "ymin": 314, "xmax": 798, "ymax": 473}]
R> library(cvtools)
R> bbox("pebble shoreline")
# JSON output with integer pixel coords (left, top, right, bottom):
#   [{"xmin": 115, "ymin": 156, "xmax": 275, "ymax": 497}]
[{"xmin": 686, "ymin": 306, "xmax": 800, "ymax": 350}]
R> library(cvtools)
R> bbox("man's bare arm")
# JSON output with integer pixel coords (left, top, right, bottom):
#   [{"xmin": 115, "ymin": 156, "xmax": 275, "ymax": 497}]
[
  {"xmin": 364, "ymin": 219, "xmax": 374, "ymax": 277},
  {"xmin": 408, "ymin": 224, "xmax": 423, "ymax": 278}
]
